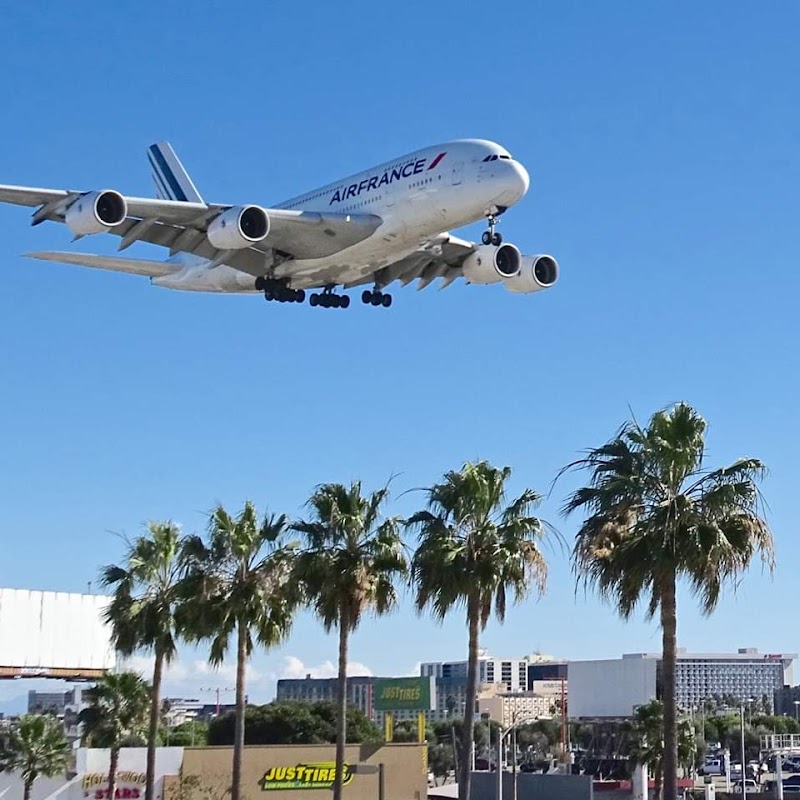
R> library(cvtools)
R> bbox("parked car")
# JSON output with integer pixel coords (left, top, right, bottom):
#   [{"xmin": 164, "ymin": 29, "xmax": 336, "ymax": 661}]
[
  {"xmin": 699, "ymin": 760, "xmax": 725, "ymax": 776},
  {"xmin": 733, "ymin": 779, "xmax": 759, "ymax": 793}
]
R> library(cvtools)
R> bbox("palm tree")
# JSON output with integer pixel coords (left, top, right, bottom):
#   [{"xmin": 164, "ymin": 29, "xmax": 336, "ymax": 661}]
[
  {"xmin": 102, "ymin": 522, "xmax": 186, "ymax": 800},
  {"xmin": 627, "ymin": 700, "xmax": 700, "ymax": 796},
  {"xmin": 181, "ymin": 502, "xmax": 297, "ymax": 800},
  {"xmin": 291, "ymin": 482, "xmax": 408, "ymax": 800},
  {"xmin": 409, "ymin": 460, "xmax": 550, "ymax": 800},
  {"xmin": 563, "ymin": 403, "xmax": 774, "ymax": 800},
  {"xmin": 78, "ymin": 672, "xmax": 151, "ymax": 800},
  {"xmin": 0, "ymin": 714, "xmax": 68, "ymax": 800}
]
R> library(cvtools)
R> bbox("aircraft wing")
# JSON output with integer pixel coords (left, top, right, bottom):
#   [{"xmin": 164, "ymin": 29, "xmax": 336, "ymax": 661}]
[
  {"xmin": 0, "ymin": 184, "xmax": 382, "ymax": 277},
  {"xmin": 347, "ymin": 235, "xmax": 474, "ymax": 291}
]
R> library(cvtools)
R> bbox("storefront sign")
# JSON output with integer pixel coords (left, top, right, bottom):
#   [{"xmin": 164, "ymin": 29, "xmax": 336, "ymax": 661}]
[{"xmin": 259, "ymin": 762, "xmax": 353, "ymax": 791}]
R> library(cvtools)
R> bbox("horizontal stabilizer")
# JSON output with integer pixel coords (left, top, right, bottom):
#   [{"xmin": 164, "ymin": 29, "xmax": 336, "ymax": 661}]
[{"xmin": 26, "ymin": 251, "xmax": 177, "ymax": 278}]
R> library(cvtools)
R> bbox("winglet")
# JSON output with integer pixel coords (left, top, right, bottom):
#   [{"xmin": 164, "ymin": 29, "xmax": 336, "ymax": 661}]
[{"xmin": 146, "ymin": 141, "xmax": 204, "ymax": 204}]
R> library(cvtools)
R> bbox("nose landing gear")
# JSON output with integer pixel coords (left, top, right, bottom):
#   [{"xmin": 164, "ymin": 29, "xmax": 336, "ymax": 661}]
[{"xmin": 481, "ymin": 214, "xmax": 503, "ymax": 246}]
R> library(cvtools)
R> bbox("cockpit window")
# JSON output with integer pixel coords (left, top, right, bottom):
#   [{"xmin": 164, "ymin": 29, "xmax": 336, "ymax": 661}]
[
  {"xmin": 482, "ymin": 153, "xmax": 512, "ymax": 161},
  {"xmin": 499, "ymin": 154, "xmax": 511, "ymax": 159}
]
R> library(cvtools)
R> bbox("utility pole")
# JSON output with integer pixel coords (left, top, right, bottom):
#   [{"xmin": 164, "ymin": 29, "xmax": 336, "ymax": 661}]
[{"xmin": 200, "ymin": 686, "xmax": 234, "ymax": 716}]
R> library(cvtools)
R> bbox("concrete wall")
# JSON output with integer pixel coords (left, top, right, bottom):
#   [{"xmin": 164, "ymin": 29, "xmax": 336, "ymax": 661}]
[
  {"xmin": 470, "ymin": 772, "xmax": 593, "ymax": 800},
  {"xmin": 180, "ymin": 743, "xmax": 426, "ymax": 800},
  {"xmin": 568, "ymin": 658, "xmax": 657, "ymax": 718}
]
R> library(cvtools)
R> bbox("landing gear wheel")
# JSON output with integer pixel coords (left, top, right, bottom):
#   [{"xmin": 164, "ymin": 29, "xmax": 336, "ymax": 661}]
[
  {"xmin": 310, "ymin": 293, "xmax": 319, "ymax": 307},
  {"xmin": 255, "ymin": 276, "xmax": 267, "ymax": 291},
  {"xmin": 381, "ymin": 294, "xmax": 392, "ymax": 308},
  {"xmin": 483, "ymin": 213, "xmax": 502, "ymax": 247},
  {"xmin": 370, "ymin": 292, "xmax": 383, "ymax": 306},
  {"xmin": 296, "ymin": 290, "xmax": 305, "ymax": 303},
  {"xmin": 340, "ymin": 294, "xmax": 351, "ymax": 309},
  {"xmin": 362, "ymin": 290, "xmax": 372, "ymax": 305}
]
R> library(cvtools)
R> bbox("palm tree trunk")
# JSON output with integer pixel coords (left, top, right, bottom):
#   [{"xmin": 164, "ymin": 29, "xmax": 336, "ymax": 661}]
[
  {"xmin": 661, "ymin": 571, "xmax": 678, "ymax": 800},
  {"xmin": 109, "ymin": 745, "xmax": 119, "ymax": 800},
  {"xmin": 23, "ymin": 779, "xmax": 32, "ymax": 800},
  {"xmin": 654, "ymin": 757, "xmax": 663, "ymax": 800},
  {"xmin": 460, "ymin": 596, "xmax": 480, "ymax": 800},
  {"xmin": 333, "ymin": 606, "xmax": 349, "ymax": 800},
  {"xmin": 231, "ymin": 618, "xmax": 248, "ymax": 800},
  {"xmin": 146, "ymin": 645, "xmax": 165, "ymax": 800}
]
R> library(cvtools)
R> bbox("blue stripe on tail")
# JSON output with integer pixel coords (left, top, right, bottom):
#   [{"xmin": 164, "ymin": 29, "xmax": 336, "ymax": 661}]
[{"xmin": 147, "ymin": 145, "xmax": 188, "ymax": 202}]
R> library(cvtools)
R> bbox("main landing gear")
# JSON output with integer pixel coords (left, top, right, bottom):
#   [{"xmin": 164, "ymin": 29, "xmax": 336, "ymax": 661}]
[
  {"xmin": 309, "ymin": 286, "xmax": 350, "ymax": 309},
  {"xmin": 481, "ymin": 214, "xmax": 503, "ymax": 246},
  {"xmin": 361, "ymin": 289, "xmax": 392, "ymax": 308},
  {"xmin": 255, "ymin": 276, "xmax": 305, "ymax": 303}
]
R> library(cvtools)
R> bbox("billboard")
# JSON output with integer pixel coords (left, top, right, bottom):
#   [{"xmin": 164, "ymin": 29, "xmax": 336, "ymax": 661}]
[
  {"xmin": 0, "ymin": 588, "xmax": 116, "ymax": 679},
  {"xmin": 567, "ymin": 657, "xmax": 657, "ymax": 718},
  {"xmin": 372, "ymin": 677, "xmax": 436, "ymax": 711}
]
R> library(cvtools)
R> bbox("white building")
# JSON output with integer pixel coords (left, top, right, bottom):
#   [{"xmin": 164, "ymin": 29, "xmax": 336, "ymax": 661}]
[
  {"xmin": 568, "ymin": 648, "xmax": 796, "ymax": 719},
  {"xmin": 420, "ymin": 653, "xmax": 530, "ymax": 693}
]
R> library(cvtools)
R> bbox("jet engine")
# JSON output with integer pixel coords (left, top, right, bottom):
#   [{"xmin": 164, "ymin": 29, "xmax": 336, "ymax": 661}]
[
  {"xmin": 207, "ymin": 205, "xmax": 270, "ymax": 250},
  {"xmin": 462, "ymin": 243, "xmax": 521, "ymax": 284},
  {"xmin": 65, "ymin": 190, "xmax": 127, "ymax": 236},
  {"xmin": 503, "ymin": 255, "xmax": 559, "ymax": 294}
]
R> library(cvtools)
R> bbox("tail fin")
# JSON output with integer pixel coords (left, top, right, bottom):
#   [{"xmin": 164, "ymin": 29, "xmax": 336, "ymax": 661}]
[{"xmin": 146, "ymin": 141, "xmax": 205, "ymax": 204}]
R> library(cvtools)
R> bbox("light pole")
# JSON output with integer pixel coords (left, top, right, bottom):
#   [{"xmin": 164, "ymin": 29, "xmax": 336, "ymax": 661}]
[
  {"xmin": 740, "ymin": 705, "xmax": 746, "ymax": 792},
  {"xmin": 739, "ymin": 699, "xmax": 754, "ymax": 793},
  {"xmin": 496, "ymin": 712, "xmax": 536, "ymax": 800},
  {"xmin": 793, "ymin": 700, "xmax": 799, "ymax": 722}
]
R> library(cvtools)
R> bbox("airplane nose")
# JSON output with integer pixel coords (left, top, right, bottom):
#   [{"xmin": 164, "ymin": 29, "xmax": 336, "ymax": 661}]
[{"xmin": 511, "ymin": 160, "xmax": 530, "ymax": 198}]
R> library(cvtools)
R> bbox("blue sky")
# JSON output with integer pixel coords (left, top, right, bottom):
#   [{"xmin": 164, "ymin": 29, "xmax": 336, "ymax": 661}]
[{"xmin": 1, "ymin": 1, "xmax": 799, "ymax": 710}]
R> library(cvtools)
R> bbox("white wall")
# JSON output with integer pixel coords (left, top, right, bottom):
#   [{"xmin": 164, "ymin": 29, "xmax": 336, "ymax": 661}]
[
  {"xmin": 0, "ymin": 589, "xmax": 115, "ymax": 672},
  {"xmin": 568, "ymin": 657, "xmax": 657, "ymax": 718}
]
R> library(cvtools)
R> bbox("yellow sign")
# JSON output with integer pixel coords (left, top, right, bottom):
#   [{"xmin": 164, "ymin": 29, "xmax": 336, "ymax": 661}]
[{"xmin": 259, "ymin": 762, "xmax": 353, "ymax": 791}]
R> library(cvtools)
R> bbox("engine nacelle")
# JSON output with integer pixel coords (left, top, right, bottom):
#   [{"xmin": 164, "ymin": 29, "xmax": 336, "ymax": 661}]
[
  {"xmin": 503, "ymin": 255, "xmax": 559, "ymax": 294},
  {"xmin": 462, "ymin": 243, "xmax": 521, "ymax": 285},
  {"xmin": 207, "ymin": 205, "xmax": 269, "ymax": 250},
  {"xmin": 64, "ymin": 190, "xmax": 127, "ymax": 236}
]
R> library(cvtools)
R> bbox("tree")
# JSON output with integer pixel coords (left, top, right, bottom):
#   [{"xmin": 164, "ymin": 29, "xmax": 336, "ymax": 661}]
[
  {"xmin": 78, "ymin": 672, "xmax": 151, "ymax": 800},
  {"xmin": 206, "ymin": 701, "xmax": 382, "ymax": 746},
  {"xmin": 564, "ymin": 403, "xmax": 775, "ymax": 800},
  {"xmin": 409, "ymin": 460, "xmax": 550, "ymax": 800},
  {"xmin": 0, "ymin": 714, "xmax": 68, "ymax": 800},
  {"xmin": 291, "ymin": 481, "xmax": 408, "ymax": 800},
  {"xmin": 102, "ymin": 522, "xmax": 187, "ymax": 800},
  {"xmin": 181, "ymin": 503, "xmax": 296, "ymax": 800},
  {"xmin": 626, "ymin": 700, "xmax": 699, "ymax": 797}
]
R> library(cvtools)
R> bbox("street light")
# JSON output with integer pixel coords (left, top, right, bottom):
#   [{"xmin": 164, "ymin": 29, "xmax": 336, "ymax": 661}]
[
  {"xmin": 496, "ymin": 711, "xmax": 537, "ymax": 800},
  {"xmin": 793, "ymin": 700, "xmax": 799, "ymax": 722}
]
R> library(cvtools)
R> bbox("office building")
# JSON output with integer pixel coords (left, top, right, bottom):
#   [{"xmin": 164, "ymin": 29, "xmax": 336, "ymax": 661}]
[{"xmin": 420, "ymin": 654, "xmax": 530, "ymax": 693}]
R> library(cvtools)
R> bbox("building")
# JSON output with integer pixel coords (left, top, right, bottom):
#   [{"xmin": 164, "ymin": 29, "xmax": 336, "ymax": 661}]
[
  {"xmin": 477, "ymin": 684, "xmax": 564, "ymax": 727},
  {"xmin": 276, "ymin": 675, "xmax": 378, "ymax": 718},
  {"xmin": 774, "ymin": 686, "xmax": 800, "ymax": 718},
  {"xmin": 162, "ymin": 698, "xmax": 204, "ymax": 727},
  {"xmin": 28, "ymin": 690, "xmax": 73, "ymax": 714},
  {"xmin": 569, "ymin": 648, "xmax": 796, "ymax": 719},
  {"xmin": 421, "ymin": 653, "xmax": 530, "ymax": 692},
  {"xmin": 526, "ymin": 653, "xmax": 569, "ymax": 684}
]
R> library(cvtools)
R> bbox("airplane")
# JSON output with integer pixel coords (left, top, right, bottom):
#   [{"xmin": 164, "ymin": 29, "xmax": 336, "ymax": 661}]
[{"xmin": 0, "ymin": 139, "xmax": 558, "ymax": 309}]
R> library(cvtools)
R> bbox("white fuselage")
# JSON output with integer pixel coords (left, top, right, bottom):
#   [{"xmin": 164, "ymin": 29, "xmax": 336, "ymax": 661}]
[{"xmin": 154, "ymin": 139, "xmax": 530, "ymax": 292}]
